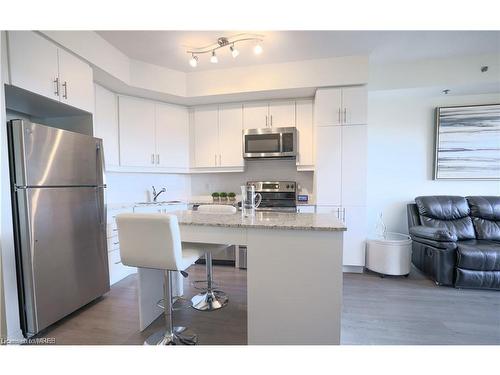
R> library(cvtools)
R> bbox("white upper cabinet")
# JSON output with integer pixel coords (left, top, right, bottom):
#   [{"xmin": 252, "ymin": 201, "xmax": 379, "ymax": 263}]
[
  {"xmin": 314, "ymin": 86, "xmax": 367, "ymax": 126},
  {"xmin": 295, "ymin": 99, "xmax": 314, "ymax": 168},
  {"xmin": 314, "ymin": 88, "xmax": 342, "ymax": 126},
  {"xmin": 7, "ymin": 31, "xmax": 94, "ymax": 113},
  {"xmin": 94, "ymin": 84, "xmax": 119, "ymax": 167},
  {"xmin": 243, "ymin": 100, "xmax": 296, "ymax": 129},
  {"xmin": 219, "ymin": 103, "xmax": 244, "ymax": 167},
  {"xmin": 193, "ymin": 106, "xmax": 219, "ymax": 168},
  {"xmin": 57, "ymin": 48, "xmax": 94, "ymax": 113},
  {"xmin": 118, "ymin": 96, "xmax": 156, "ymax": 167},
  {"xmin": 315, "ymin": 126, "xmax": 342, "ymax": 206},
  {"xmin": 342, "ymin": 86, "xmax": 367, "ymax": 125},
  {"xmin": 243, "ymin": 102, "xmax": 269, "ymax": 129},
  {"xmin": 269, "ymin": 100, "xmax": 295, "ymax": 128},
  {"xmin": 155, "ymin": 103, "xmax": 189, "ymax": 169},
  {"xmin": 7, "ymin": 31, "xmax": 59, "ymax": 101}
]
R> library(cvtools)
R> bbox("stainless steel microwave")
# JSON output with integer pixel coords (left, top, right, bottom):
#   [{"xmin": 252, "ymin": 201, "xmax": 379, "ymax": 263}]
[{"xmin": 243, "ymin": 127, "xmax": 297, "ymax": 159}]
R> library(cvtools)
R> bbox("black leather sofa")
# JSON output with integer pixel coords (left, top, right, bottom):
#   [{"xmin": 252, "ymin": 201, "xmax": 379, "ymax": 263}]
[{"xmin": 407, "ymin": 196, "xmax": 500, "ymax": 290}]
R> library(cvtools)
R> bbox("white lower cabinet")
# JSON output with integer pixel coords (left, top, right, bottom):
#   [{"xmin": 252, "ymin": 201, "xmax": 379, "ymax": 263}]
[
  {"xmin": 316, "ymin": 205, "xmax": 367, "ymax": 268},
  {"xmin": 296, "ymin": 205, "xmax": 316, "ymax": 213},
  {"xmin": 342, "ymin": 206, "xmax": 367, "ymax": 267},
  {"xmin": 107, "ymin": 207, "xmax": 136, "ymax": 285}
]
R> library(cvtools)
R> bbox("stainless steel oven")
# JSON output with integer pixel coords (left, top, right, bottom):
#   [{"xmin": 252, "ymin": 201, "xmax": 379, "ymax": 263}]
[{"xmin": 243, "ymin": 127, "xmax": 297, "ymax": 159}]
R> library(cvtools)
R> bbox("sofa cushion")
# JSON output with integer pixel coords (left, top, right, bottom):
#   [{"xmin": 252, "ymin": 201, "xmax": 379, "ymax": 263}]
[
  {"xmin": 456, "ymin": 240, "xmax": 500, "ymax": 271},
  {"xmin": 466, "ymin": 196, "xmax": 500, "ymax": 241},
  {"xmin": 455, "ymin": 268, "xmax": 500, "ymax": 290},
  {"xmin": 415, "ymin": 196, "xmax": 475, "ymax": 240}
]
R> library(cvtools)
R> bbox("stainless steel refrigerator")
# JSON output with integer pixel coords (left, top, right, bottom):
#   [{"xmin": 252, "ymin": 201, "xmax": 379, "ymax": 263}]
[{"xmin": 8, "ymin": 119, "xmax": 110, "ymax": 337}]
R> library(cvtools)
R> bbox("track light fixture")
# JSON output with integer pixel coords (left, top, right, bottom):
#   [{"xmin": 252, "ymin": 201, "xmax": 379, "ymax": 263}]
[{"xmin": 186, "ymin": 33, "xmax": 264, "ymax": 67}]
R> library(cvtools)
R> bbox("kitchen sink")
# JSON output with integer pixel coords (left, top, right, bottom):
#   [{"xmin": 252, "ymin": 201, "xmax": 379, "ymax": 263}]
[{"xmin": 135, "ymin": 200, "xmax": 183, "ymax": 205}]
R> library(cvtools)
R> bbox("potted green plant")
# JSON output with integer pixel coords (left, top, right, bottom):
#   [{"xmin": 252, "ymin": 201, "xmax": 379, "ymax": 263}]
[
  {"xmin": 228, "ymin": 192, "xmax": 236, "ymax": 201},
  {"xmin": 211, "ymin": 192, "xmax": 220, "ymax": 201},
  {"xmin": 219, "ymin": 192, "xmax": 228, "ymax": 201}
]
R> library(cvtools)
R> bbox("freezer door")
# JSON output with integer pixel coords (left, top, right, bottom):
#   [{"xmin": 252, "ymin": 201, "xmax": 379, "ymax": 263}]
[
  {"xmin": 9, "ymin": 120, "xmax": 103, "ymax": 187},
  {"xmin": 16, "ymin": 186, "xmax": 109, "ymax": 335}
]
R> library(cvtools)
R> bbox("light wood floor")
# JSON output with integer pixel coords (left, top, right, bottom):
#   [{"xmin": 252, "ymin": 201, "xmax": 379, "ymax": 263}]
[{"xmin": 37, "ymin": 265, "xmax": 500, "ymax": 345}]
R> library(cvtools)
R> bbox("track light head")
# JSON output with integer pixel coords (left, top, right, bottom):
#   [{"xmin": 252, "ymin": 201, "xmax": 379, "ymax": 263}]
[
  {"xmin": 189, "ymin": 54, "xmax": 198, "ymax": 68},
  {"xmin": 230, "ymin": 44, "xmax": 239, "ymax": 58}
]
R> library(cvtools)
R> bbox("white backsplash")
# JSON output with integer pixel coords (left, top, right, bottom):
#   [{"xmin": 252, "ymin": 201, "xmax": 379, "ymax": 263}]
[
  {"xmin": 105, "ymin": 160, "xmax": 314, "ymax": 204},
  {"xmin": 190, "ymin": 159, "xmax": 314, "ymax": 197},
  {"xmin": 105, "ymin": 172, "xmax": 191, "ymax": 204}
]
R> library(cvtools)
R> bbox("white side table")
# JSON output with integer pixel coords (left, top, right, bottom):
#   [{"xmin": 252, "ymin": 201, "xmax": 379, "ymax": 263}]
[{"xmin": 366, "ymin": 232, "xmax": 412, "ymax": 277}]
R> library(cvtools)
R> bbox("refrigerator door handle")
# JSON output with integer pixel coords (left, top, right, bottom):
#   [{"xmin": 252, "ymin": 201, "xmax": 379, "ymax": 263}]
[{"xmin": 96, "ymin": 141, "xmax": 106, "ymax": 187}]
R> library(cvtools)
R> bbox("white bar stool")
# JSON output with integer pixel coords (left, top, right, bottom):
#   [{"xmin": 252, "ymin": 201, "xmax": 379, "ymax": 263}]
[
  {"xmin": 116, "ymin": 213, "xmax": 209, "ymax": 345},
  {"xmin": 190, "ymin": 204, "xmax": 236, "ymax": 311}
]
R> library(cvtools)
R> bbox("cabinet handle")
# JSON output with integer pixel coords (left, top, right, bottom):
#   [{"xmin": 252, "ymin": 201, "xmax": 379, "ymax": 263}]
[
  {"xmin": 62, "ymin": 81, "xmax": 68, "ymax": 99},
  {"xmin": 215, "ymin": 154, "xmax": 217, "ymax": 166},
  {"xmin": 265, "ymin": 115, "xmax": 268, "ymax": 127},
  {"xmin": 270, "ymin": 115, "xmax": 273, "ymax": 127},
  {"xmin": 151, "ymin": 154, "xmax": 155, "ymax": 164},
  {"xmin": 219, "ymin": 154, "xmax": 221, "ymax": 166},
  {"xmin": 343, "ymin": 108, "xmax": 347, "ymax": 123},
  {"xmin": 342, "ymin": 208, "xmax": 346, "ymax": 223},
  {"xmin": 53, "ymin": 77, "xmax": 60, "ymax": 97},
  {"xmin": 156, "ymin": 154, "xmax": 160, "ymax": 164},
  {"xmin": 338, "ymin": 108, "xmax": 341, "ymax": 123}
]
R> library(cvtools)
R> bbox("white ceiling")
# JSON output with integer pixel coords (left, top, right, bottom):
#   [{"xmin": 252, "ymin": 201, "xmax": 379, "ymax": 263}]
[{"xmin": 97, "ymin": 30, "xmax": 500, "ymax": 72}]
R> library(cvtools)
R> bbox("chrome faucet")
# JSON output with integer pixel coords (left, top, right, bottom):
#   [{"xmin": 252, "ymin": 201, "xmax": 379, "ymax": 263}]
[{"xmin": 152, "ymin": 186, "xmax": 166, "ymax": 202}]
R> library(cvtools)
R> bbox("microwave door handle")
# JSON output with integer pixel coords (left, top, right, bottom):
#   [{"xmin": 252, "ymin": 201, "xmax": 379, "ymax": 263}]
[{"xmin": 279, "ymin": 132, "xmax": 283, "ymax": 153}]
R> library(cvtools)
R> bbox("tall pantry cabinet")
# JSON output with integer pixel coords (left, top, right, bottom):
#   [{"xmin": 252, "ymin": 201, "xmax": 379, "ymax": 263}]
[{"xmin": 314, "ymin": 86, "xmax": 368, "ymax": 271}]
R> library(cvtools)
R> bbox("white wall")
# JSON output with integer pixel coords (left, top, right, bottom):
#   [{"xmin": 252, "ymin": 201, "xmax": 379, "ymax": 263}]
[
  {"xmin": 367, "ymin": 89, "xmax": 500, "ymax": 235},
  {"xmin": 105, "ymin": 172, "xmax": 191, "ymax": 204},
  {"xmin": 190, "ymin": 160, "xmax": 314, "ymax": 197},
  {"xmin": 0, "ymin": 30, "xmax": 6, "ymax": 340},
  {"xmin": 187, "ymin": 55, "xmax": 368, "ymax": 98},
  {"xmin": 1, "ymin": 31, "xmax": 23, "ymax": 340}
]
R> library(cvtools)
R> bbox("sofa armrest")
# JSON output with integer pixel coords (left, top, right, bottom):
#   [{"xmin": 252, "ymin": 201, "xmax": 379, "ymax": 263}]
[
  {"xmin": 409, "ymin": 225, "xmax": 458, "ymax": 242},
  {"xmin": 412, "ymin": 237, "xmax": 458, "ymax": 250}
]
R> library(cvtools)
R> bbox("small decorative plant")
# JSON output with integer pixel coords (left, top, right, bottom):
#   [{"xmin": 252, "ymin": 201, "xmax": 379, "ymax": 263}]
[
  {"xmin": 228, "ymin": 192, "xmax": 236, "ymax": 201},
  {"xmin": 219, "ymin": 192, "xmax": 228, "ymax": 200},
  {"xmin": 212, "ymin": 192, "xmax": 220, "ymax": 201}
]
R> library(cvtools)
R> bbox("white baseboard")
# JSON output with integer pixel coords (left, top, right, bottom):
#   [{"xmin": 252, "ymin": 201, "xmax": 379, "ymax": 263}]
[{"xmin": 342, "ymin": 265, "xmax": 364, "ymax": 273}]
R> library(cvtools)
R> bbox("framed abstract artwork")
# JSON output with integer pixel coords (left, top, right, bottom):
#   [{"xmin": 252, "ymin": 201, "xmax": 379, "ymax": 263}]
[{"xmin": 434, "ymin": 103, "xmax": 500, "ymax": 180}]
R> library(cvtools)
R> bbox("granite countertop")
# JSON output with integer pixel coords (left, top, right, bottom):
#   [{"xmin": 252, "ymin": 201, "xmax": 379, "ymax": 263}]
[{"xmin": 173, "ymin": 210, "xmax": 346, "ymax": 232}]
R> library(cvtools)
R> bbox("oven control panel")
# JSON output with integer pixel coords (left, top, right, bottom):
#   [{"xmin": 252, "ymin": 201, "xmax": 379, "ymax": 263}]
[{"xmin": 247, "ymin": 181, "xmax": 296, "ymax": 193}]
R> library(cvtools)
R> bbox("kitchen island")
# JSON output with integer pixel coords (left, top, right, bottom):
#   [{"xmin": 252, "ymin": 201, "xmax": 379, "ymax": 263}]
[{"xmin": 137, "ymin": 210, "xmax": 346, "ymax": 345}]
